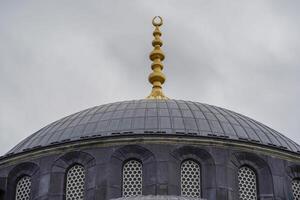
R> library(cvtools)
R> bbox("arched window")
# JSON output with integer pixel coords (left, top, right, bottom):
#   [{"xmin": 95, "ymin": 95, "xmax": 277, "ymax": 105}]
[
  {"xmin": 15, "ymin": 176, "xmax": 31, "ymax": 200},
  {"xmin": 65, "ymin": 164, "xmax": 85, "ymax": 200},
  {"xmin": 292, "ymin": 179, "xmax": 300, "ymax": 199},
  {"xmin": 122, "ymin": 160, "xmax": 142, "ymax": 197},
  {"xmin": 238, "ymin": 166, "xmax": 257, "ymax": 200},
  {"xmin": 181, "ymin": 160, "xmax": 201, "ymax": 198}
]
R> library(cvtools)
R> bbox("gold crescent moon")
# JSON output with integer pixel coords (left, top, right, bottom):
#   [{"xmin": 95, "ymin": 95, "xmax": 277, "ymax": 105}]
[{"xmin": 152, "ymin": 16, "xmax": 163, "ymax": 26}]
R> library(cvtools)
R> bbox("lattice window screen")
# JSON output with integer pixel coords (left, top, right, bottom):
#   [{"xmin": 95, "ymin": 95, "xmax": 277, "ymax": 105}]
[
  {"xmin": 181, "ymin": 160, "xmax": 201, "ymax": 198},
  {"xmin": 15, "ymin": 176, "xmax": 31, "ymax": 200},
  {"xmin": 122, "ymin": 160, "xmax": 142, "ymax": 197},
  {"xmin": 292, "ymin": 179, "xmax": 300, "ymax": 200},
  {"xmin": 238, "ymin": 166, "xmax": 257, "ymax": 200},
  {"xmin": 66, "ymin": 164, "xmax": 85, "ymax": 200}
]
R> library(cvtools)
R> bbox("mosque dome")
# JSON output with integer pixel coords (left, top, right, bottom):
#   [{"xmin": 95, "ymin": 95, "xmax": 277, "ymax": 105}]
[
  {"xmin": 6, "ymin": 99, "xmax": 300, "ymax": 156},
  {"xmin": 1, "ymin": 16, "xmax": 300, "ymax": 200}
]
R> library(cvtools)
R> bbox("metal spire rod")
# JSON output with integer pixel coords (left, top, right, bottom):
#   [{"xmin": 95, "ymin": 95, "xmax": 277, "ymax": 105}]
[{"xmin": 147, "ymin": 16, "xmax": 168, "ymax": 99}]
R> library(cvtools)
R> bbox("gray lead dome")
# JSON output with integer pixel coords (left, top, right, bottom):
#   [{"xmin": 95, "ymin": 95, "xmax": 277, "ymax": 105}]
[{"xmin": 7, "ymin": 99, "xmax": 300, "ymax": 155}]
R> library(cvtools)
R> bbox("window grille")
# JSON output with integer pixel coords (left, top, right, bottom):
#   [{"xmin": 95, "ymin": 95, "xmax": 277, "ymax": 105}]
[
  {"xmin": 122, "ymin": 160, "xmax": 142, "ymax": 197},
  {"xmin": 238, "ymin": 166, "xmax": 257, "ymax": 200},
  {"xmin": 292, "ymin": 179, "xmax": 300, "ymax": 199},
  {"xmin": 181, "ymin": 160, "xmax": 201, "ymax": 198},
  {"xmin": 66, "ymin": 164, "xmax": 85, "ymax": 200},
  {"xmin": 15, "ymin": 176, "xmax": 31, "ymax": 200}
]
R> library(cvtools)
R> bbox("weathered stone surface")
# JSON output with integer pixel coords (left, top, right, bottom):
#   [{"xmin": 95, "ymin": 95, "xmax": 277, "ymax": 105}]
[{"xmin": 0, "ymin": 143, "xmax": 298, "ymax": 199}]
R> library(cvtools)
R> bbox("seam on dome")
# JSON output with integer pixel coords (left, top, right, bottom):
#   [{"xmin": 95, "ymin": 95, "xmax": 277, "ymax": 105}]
[
  {"xmin": 209, "ymin": 105, "xmax": 239, "ymax": 138},
  {"xmin": 185, "ymin": 101, "xmax": 201, "ymax": 135},
  {"xmin": 200, "ymin": 103, "xmax": 227, "ymax": 137},
  {"xmin": 222, "ymin": 108, "xmax": 262, "ymax": 143},
  {"xmin": 216, "ymin": 107, "xmax": 252, "ymax": 140},
  {"xmin": 192, "ymin": 102, "xmax": 213, "ymax": 135}
]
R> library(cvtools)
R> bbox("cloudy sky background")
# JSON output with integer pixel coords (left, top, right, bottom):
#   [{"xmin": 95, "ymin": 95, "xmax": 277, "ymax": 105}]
[{"xmin": 0, "ymin": 0, "xmax": 299, "ymax": 155}]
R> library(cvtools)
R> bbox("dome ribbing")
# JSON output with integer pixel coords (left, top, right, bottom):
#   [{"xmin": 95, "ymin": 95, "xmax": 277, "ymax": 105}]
[{"xmin": 7, "ymin": 99, "xmax": 300, "ymax": 156}]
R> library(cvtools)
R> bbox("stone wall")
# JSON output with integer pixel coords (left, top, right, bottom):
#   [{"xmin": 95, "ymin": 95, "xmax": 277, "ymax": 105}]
[{"xmin": 0, "ymin": 142, "xmax": 299, "ymax": 200}]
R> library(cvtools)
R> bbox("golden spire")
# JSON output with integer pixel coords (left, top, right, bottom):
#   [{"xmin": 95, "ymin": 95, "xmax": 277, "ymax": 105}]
[{"xmin": 147, "ymin": 16, "xmax": 168, "ymax": 99}]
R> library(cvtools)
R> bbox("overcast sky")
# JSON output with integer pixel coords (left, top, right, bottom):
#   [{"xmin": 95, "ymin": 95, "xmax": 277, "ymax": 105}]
[{"xmin": 0, "ymin": 0, "xmax": 299, "ymax": 155}]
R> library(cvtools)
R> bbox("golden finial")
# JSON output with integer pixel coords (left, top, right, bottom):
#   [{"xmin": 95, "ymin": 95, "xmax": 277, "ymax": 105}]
[{"xmin": 147, "ymin": 16, "xmax": 168, "ymax": 99}]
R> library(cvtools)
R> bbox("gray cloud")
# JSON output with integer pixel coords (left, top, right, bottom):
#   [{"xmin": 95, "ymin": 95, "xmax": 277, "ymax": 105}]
[{"xmin": 0, "ymin": 0, "xmax": 299, "ymax": 155}]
